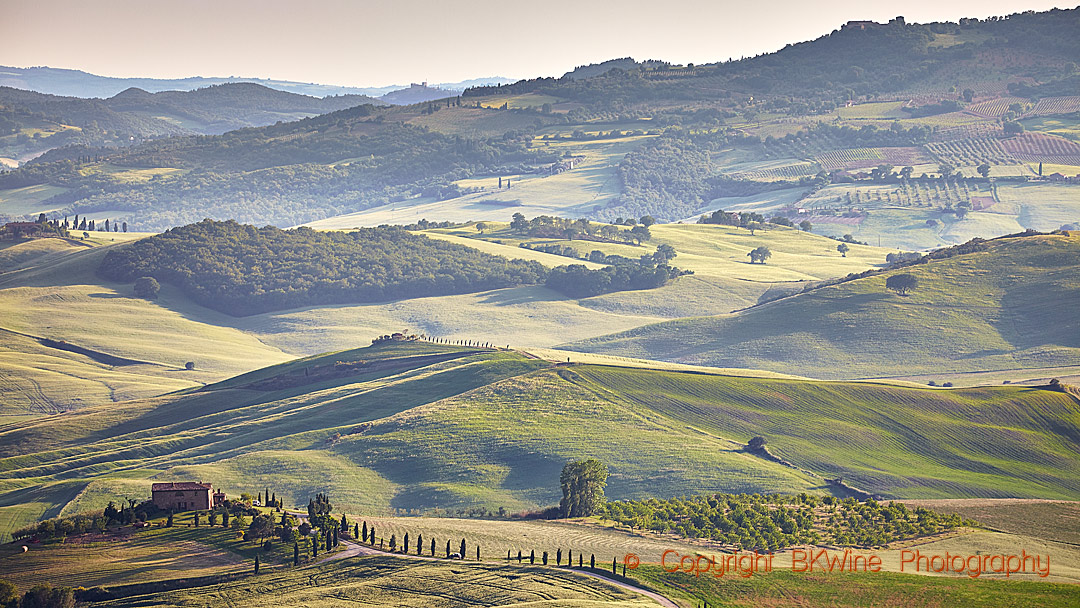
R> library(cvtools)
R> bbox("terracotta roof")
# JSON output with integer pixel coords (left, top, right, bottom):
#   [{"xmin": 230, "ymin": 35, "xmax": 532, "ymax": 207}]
[{"xmin": 152, "ymin": 482, "xmax": 212, "ymax": 491}]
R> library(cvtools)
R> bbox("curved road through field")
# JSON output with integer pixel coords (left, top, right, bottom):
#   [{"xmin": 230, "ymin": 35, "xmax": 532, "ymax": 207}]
[{"xmin": 317, "ymin": 536, "xmax": 678, "ymax": 607}]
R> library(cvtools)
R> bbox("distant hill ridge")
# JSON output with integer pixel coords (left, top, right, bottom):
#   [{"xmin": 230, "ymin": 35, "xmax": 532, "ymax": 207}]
[{"xmin": 0, "ymin": 65, "xmax": 512, "ymax": 101}]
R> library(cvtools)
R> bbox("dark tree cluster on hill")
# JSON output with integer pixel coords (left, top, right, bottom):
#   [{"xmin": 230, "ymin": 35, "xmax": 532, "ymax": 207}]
[
  {"xmin": 602, "ymin": 493, "xmax": 965, "ymax": 550},
  {"xmin": 545, "ymin": 246, "xmax": 691, "ymax": 298},
  {"xmin": 97, "ymin": 220, "xmax": 548, "ymax": 316},
  {"xmin": 509, "ymin": 213, "xmax": 652, "ymax": 245}
]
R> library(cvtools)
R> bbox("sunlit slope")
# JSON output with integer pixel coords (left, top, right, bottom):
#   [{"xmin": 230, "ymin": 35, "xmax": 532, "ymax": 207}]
[
  {"xmin": 0, "ymin": 344, "xmax": 822, "ymax": 539},
  {"xmin": 424, "ymin": 222, "xmax": 892, "ymax": 318},
  {"xmin": 567, "ymin": 232, "xmax": 1080, "ymax": 379},
  {"xmin": 0, "ymin": 238, "xmax": 293, "ymax": 413},
  {"xmin": 2, "ymin": 342, "xmax": 1078, "ymax": 542}
]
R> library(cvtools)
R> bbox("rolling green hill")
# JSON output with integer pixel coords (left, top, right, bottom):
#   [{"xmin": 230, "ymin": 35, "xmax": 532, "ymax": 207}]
[
  {"xmin": 2, "ymin": 341, "xmax": 1077, "ymax": 542},
  {"xmin": 568, "ymin": 232, "xmax": 1080, "ymax": 379}
]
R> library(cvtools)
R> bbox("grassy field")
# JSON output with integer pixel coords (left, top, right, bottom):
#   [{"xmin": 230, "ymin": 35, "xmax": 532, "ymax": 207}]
[
  {"xmin": 0, "ymin": 238, "xmax": 294, "ymax": 414},
  {"xmin": 420, "ymin": 222, "xmax": 893, "ymax": 319},
  {"xmin": 633, "ymin": 563, "xmax": 1080, "ymax": 607},
  {"xmin": 91, "ymin": 556, "xmax": 657, "ymax": 608},
  {"xmin": 2, "ymin": 341, "xmax": 1078, "ymax": 543},
  {"xmin": 305, "ymin": 136, "xmax": 651, "ymax": 228},
  {"xmin": 902, "ymin": 499, "xmax": 1080, "ymax": 546},
  {"xmin": 0, "ymin": 184, "xmax": 70, "ymax": 216},
  {"xmin": 429, "ymin": 222, "xmax": 892, "ymax": 284},
  {"xmin": 570, "ymin": 232, "xmax": 1080, "ymax": 379},
  {"xmin": 0, "ymin": 223, "xmax": 897, "ymax": 409}
]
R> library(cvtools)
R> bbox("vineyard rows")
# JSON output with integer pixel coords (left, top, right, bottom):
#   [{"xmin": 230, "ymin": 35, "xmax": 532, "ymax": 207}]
[
  {"xmin": 1026, "ymin": 96, "xmax": 1080, "ymax": 117},
  {"xmin": 997, "ymin": 132, "xmax": 1080, "ymax": 158},
  {"xmin": 815, "ymin": 147, "xmax": 927, "ymax": 171},
  {"xmin": 726, "ymin": 161, "xmax": 819, "ymax": 181},
  {"xmin": 799, "ymin": 181, "xmax": 988, "ymax": 211},
  {"xmin": 928, "ymin": 121, "xmax": 1002, "ymax": 141},
  {"xmin": 925, "ymin": 137, "xmax": 1020, "ymax": 166},
  {"xmin": 965, "ymin": 96, "xmax": 1025, "ymax": 118}
]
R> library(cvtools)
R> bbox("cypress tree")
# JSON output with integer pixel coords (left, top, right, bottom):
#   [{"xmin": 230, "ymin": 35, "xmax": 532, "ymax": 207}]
[
  {"xmin": 530, "ymin": 549, "xmax": 535, "ymax": 564},
  {"xmin": 312, "ymin": 535, "xmax": 318, "ymax": 557},
  {"xmin": 222, "ymin": 510, "xmax": 230, "ymax": 527},
  {"xmin": 591, "ymin": 554, "xmax": 595, "ymax": 569},
  {"xmin": 194, "ymin": 512, "xmax": 200, "ymax": 527},
  {"xmin": 568, "ymin": 548, "xmax": 572, "ymax": 566},
  {"xmin": 166, "ymin": 513, "xmax": 173, "ymax": 527},
  {"xmin": 341, "ymin": 513, "xmax": 348, "ymax": 532},
  {"xmin": 460, "ymin": 538, "xmax": 466, "ymax": 557},
  {"xmin": 517, "ymin": 550, "xmax": 522, "ymax": 563},
  {"xmin": 476, "ymin": 545, "xmax": 480, "ymax": 560},
  {"xmin": 446, "ymin": 539, "xmax": 451, "ymax": 558},
  {"xmin": 557, "ymin": 548, "xmax": 562, "ymax": 565},
  {"xmin": 370, "ymin": 526, "xmax": 375, "ymax": 544},
  {"xmin": 362, "ymin": 521, "xmax": 368, "ymax": 543},
  {"xmin": 543, "ymin": 551, "xmax": 548, "ymax": 565},
  {"xmin": 294, "ymin": 542, "xmax": 300, "ymax": 566},
  {"xmin": 254, "ymin": 554, "xmax": 260, "ymax": 574},
  {"xmin": 579, "ymin": 554, "xmax": 583, "ymax": 567},
  {"xmin": 612, "ymin": 557, "xmax": 617, "ymax": 575},
  {"xmin": 416, "ymin": 533, "xmax": 423, "ymax": 555},
  {"xmin": 404, "ymin": 532, "xmax": 410, "ymax": 553},
  {"xmin": 390, "ymin": 534, "xmax": 396, "ymax": 551},
  {"xmin": 430, "ymin": 538, "xmax": 435, "ymax": 556},
  {"xmin": 354, "ymin": 523, "xmax": 359, "ymax": 539}
]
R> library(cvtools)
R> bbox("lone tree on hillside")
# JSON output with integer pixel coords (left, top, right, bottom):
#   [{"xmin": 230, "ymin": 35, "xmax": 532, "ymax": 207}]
[
  {"xmin": 134, "ymin": 276, "xmax": 160, "ymax": 299},
  {"xmin": 560, "ymin": 459, "xmax": 608, "ymax": 518},
  {"xmin": 747, "ymin": 436, "xmax": 767, "ymax": 450},
  {"xmin": 799, "ymin": 220, "xmax": 812, "ymax": 232},
  {"xmin": 886, "ymin": 273, "xmax": 919, "ymax": 295},
  {"xmin": 747, "ymin": 246, "xmax": 772, "ymax": 264},
  {"xmin": 837, "ymin": 243, "xmax": 850, "ymax": 257}
]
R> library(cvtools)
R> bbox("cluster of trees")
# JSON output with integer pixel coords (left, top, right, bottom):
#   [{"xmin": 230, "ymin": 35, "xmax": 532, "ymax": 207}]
[
  {"xmin": 545, "ymin": 245, "xmax": 690, "ymax": 298},
  {"xmin": 509, "ymin": 213, "xmax": 653, "ymax": 245},
  {"xmin": 0, "ymin": 581, "xmax": 73, "ymax": 608},
  {"xmin": 602, "ymin": 493, "xmax": 964, "ymax": 550},
  {"xmin": 97, "ymin": 220, "xmax": 549, "ymax": 315},
  {"xmin": 560, "ymin": 459, "xmax": 609, "ymax": 517},
  {"xmin": 11, "ymin": 499, "xmax": 160, "ymax": 541}
]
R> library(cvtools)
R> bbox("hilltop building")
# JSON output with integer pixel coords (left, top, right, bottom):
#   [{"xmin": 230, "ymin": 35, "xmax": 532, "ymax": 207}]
[
  {"xmin": 151, "ymin": 482, "xmax": 226, "ymax": 511},
  {"xmin": 1, "ymin": 222, "xmax": 46, "ymax": 239}
]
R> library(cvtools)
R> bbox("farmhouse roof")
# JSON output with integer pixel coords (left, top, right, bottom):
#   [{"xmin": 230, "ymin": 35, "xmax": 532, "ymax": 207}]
[{"xmin": 152, "ymin": 482, "xmax": 213, "ymax": 491}]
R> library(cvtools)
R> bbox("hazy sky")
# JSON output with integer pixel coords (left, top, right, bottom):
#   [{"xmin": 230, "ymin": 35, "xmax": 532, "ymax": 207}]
[{"xmin": 2, "ymin": 0, "xmax": 1074, "ymax": 87}]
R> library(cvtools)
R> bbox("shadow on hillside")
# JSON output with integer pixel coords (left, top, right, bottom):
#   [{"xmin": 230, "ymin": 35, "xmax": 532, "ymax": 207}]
[
  {"xmin": 88, "ymin": 292, "xmax": 124, "ymax": 299},
  {"xmin": 997, "ymin": 280, "xmax": 1080, "ymax": 351},
  {"xmin": 476, "ymin": 286, "xmax": 565, "ymax": 306}
]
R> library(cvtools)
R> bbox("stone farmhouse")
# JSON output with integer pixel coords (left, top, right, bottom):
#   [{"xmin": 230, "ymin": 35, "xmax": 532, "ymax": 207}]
[{"xmin": 151, "ymin": 482, "xmax": 226, "ymax": 511}]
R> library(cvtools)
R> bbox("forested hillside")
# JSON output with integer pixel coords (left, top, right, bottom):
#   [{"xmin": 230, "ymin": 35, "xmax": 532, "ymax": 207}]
[{"xmin": 97, "ymin": 220, "xmax": 549, "ymax": 315}]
